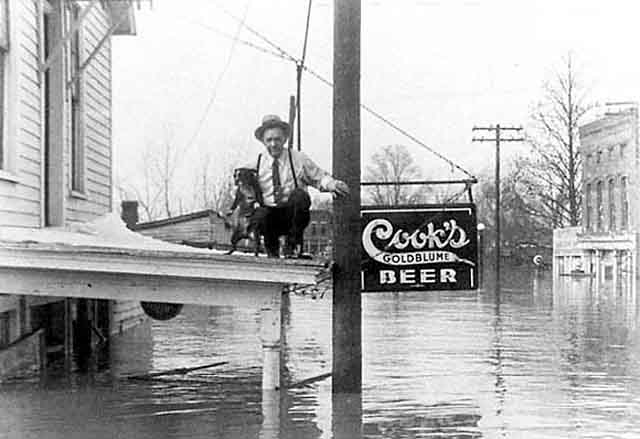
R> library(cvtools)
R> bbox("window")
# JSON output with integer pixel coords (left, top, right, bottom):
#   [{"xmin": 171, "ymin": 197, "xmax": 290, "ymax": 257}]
[
  {"xmin": 585, "ymin": 183, "xmax": 591, "ymax": 231},
  {"xmin": 68, "ymin": 3, "xmax": 85, "ymax": 193},
  {"xmin": 621, "ymin": 177, "xmax": 628, "ymax": 231},
  {"xmin": 596, "ymin": 180, "xmax": 603, "ymax": 232},
  {"xmin": 608, "ymin": 178, "xmax": 615, "ymax": 232}
]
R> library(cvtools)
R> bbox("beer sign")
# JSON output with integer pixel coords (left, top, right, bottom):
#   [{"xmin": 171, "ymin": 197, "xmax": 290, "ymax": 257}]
[{"xmin": 361, "ymin": 204, "xmax": 478, "ymax": 292}]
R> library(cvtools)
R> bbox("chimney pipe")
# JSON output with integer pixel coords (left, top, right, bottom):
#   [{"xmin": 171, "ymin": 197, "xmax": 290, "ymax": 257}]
[{"xmin": 121, "ymin": 200, "xmax": 139, "ymax": 229}]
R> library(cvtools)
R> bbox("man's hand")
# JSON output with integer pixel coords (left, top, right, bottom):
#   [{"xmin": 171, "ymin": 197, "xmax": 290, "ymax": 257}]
[{"xmin": 328, "ymin": 179, "xmax": 350, "ymax": 197}]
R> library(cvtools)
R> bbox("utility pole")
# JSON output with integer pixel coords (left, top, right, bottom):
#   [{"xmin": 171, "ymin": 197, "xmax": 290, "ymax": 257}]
[
  {"xmin": 332, "ymin": 0, "xmax": 361, "ymax": 395},
  {"xmin": 472, "ymin": 125, "xmax": 523, "ymax": 291}
]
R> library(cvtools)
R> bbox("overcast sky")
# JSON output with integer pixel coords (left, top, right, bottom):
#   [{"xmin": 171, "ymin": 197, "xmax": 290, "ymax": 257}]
[{"xmin": 111, "ymin": 0, "xmax": 640, "ymax": 208}]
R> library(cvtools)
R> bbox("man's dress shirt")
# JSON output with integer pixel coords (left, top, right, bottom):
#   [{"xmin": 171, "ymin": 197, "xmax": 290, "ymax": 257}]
[{"xmin": 246, "ymin": 149, "xmax": 335, "ymax": 207}]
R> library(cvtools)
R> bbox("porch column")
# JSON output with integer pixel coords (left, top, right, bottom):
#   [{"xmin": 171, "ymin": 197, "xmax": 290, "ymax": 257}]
[
  {"xmin": 260, "ymin": 289, "xmax": 282, "ymax": 390},
  {"xmin": 260, "ymin": 390, "xmax": 280, "ymax": 439}
]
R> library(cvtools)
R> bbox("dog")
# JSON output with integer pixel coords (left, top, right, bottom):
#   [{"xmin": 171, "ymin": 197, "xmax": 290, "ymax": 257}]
[{"xmin": 221, "ymin": 168, "xmax": 264, "ymax": 256}]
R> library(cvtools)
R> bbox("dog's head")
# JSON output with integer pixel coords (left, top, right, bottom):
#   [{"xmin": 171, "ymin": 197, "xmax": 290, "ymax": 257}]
[{"xmin": 233, "ymin": 168, "xmax": 258, "ymax": 187}]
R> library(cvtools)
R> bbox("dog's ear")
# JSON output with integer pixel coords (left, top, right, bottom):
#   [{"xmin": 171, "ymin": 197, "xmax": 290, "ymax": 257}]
[{"xmin": 234, "ymin": 168, "xmax": 248, "ymax": 182}]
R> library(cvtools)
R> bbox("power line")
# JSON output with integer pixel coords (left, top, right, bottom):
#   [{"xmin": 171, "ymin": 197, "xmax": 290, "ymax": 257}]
[
  {"xmin": 178, "ymin": 1, "xmax": 253, "ymax": 163},
  {"xmin": 301, "ymin": 65, "xmax": 476, "ymax": 179},
  {"xmin": 209, "ymin": 3, "xmax": 476, "ymax": 179},
  {"xmin": 212, "ymin": 1, "xmax": 298, "ymax": 64},
  {"xmin": 178, "ymin": 17, "xmax": 290, "ymax": 62}
]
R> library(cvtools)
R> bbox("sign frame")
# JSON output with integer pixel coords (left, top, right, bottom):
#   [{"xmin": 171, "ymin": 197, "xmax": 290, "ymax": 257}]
[{"xmin": 360, "ymin": 203, "xmax": 478, "ymax": 293}]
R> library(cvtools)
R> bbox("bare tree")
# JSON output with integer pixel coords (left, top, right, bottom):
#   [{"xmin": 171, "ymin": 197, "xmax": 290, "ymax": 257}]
[
  {"xmin": 364, "ymin": 144, "xmax": 427, "ymax": 205},
  {"xmin": 525, "ymin": 54, "xmax": 592, "ymax": 227},
  {"xmin": 116, "ymin": 145, "xmax": 163, "ymax": 222},
  {"xmin": 150, "ymin": 135, "xmax": 181, "ymax": 218},
  {"xmin": 192, "ymin": 153, "xmax": 236, "ymax": 213},
  {"xmin": 474, "ymin": 160, "xmax": 552, "ymax": 263},
  {"xmin": 116, "ymin": 127, "xmax": 187, "ymax": 222}
]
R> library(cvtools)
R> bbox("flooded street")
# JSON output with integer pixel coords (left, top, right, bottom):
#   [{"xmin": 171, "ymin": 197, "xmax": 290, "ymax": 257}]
[{"xmin": 2, "ymin": 266, "xmax": 640, "ymax": 438}]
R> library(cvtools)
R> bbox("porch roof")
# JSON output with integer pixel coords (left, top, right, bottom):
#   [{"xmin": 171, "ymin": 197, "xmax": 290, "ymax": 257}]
[{"xmin": 0, "ymin": 213, "xmax": 326, "ymax": 287}]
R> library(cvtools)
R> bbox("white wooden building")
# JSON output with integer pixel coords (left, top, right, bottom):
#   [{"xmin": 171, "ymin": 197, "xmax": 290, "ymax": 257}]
[
  {"xmin": 0, "ymin": 0, "xmax": 137, "ymax": 376},
  {"xmin": 0, "ymin": 1, "xmax": 324, "ymax": 388}
]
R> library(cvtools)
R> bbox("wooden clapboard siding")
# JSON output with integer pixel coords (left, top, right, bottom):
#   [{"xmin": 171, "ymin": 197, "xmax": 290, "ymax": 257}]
[
  {"xmin": 0, "ymin": 208, "xmax": 39, "ymax": 227},
  {"xmin": 137, "ymin": 216, "xmax": 214, "ymax": 243},
  {"xmin": 0, "ymin": 0, "xmax": 42, "ymax": 228},
  {"xmin": 76, "ymin": 6, "xmax": 138, "ymax": 329},
  {"xmin": 65, "ymin": 4, "xmax": 112, "ymax": 223},
  {"xmin": 135, "ymin": 211, "xmax": 237, "ymax": 250}
]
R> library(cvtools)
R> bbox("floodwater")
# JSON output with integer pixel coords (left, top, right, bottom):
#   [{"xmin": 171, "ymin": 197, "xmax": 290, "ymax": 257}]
[{"xmin": 2, "ymin": 266, "xmax": 640, "ymax": 438}]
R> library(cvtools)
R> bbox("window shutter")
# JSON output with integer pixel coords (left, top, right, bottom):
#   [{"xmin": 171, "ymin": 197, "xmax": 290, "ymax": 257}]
[{"xmin": 0, "ymin": 0, "xmax": 7, "ymax": 51}]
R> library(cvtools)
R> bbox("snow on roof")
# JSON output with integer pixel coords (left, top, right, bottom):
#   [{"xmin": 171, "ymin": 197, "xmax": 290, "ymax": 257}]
[
  {"xmin": 0, "ymin": 213, "xmax": 219, "ymax": 255},
  {"xmin": 0, "ymin": 213, "xmax": 327, "ymax": 287}
]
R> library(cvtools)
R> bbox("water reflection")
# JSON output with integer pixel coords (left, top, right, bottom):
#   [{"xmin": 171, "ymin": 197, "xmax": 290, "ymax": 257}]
[
  {"xmin": 332, "ymin": 393, "xmax": 362, "ymax": 439},
  {"xmin": 1, "ymin": 266, "xmax": 640, "ymax": 438}
]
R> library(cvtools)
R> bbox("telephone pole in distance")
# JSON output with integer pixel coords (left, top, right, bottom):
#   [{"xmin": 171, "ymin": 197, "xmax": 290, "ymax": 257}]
[{"xmin": 472, "ymin": 124, "xmax": 524, "ymax": 291}]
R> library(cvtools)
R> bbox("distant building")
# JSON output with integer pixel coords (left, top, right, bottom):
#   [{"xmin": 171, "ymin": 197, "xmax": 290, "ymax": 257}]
[
  {"xmin": 133, "ymin": 206, "xmax": 334, "ymax": 257},
  {"xmin": 303, "ymin": 209, "xmax": 332, "ymax": 257},
  {"xmin": 553, "ymin": 106, "xmax": 638, "ymax": 289},
  {"xmin": 132, "ymin": 208, "xmax": 235, "ymax": 251}
]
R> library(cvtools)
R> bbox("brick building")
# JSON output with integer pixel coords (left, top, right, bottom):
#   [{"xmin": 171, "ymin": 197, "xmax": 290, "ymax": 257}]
[
  {"xmin": 553, "ymin": 106, "xmax": 638, "ymax": 290},
  {"xmin": 303, "ymin": 209, "xmax": 332, "ymax": 257}
]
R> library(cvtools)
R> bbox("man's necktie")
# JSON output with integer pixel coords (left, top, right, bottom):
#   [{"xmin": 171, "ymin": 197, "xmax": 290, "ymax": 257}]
[{"xmin": 272, "ymin": 158, "xmax": 282, "ymax": 205}]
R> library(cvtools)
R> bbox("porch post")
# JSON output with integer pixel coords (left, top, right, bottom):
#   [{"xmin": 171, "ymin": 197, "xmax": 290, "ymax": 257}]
[
  {"xmin": 260, "ymin": 390, "xmax": 280, "ymax": 439},
  {"xmin": 260, "ymin": 289, "xmax": 282, "ymax": 390}
]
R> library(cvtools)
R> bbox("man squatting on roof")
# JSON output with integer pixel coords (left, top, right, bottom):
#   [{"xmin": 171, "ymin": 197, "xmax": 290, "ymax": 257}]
[{"xmin": 246, "ymin": 114, "xmax": 350, "ymax": 258}]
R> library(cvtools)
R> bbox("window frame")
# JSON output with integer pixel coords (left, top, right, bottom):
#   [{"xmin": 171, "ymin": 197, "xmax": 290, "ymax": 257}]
[
  {"xmin": 585, "ymin": 183, "xmax": 591, "ymax": 231},
  {"xmin": 608, "ymin": 177, "xmax": 615, "ymax": 232},
  {"xmin": 0, "ymin": 0, "xmax": 18, "ymax": 183},
  {"xmin": 67, "ymin": 1, "xmax": 86, "ymax": 197},
  {"xmin": 620, "ymin": 176, "xmax": 628, "ymax": 231},
  {"xmin": 596, "ymin": 180, "xmax": 603, "ymax": 232}
]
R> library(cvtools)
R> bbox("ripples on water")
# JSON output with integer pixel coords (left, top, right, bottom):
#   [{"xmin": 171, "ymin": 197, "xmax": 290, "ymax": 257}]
[{"xmin": 1, "ymin": 267, "xmax": 640, "ymax": 438}]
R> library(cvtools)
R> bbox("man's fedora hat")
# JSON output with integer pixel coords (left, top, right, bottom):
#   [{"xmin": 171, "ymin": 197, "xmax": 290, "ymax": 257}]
[{"xmin": 254, "ymin": 114, "xmax": 291, "ymax": 141}]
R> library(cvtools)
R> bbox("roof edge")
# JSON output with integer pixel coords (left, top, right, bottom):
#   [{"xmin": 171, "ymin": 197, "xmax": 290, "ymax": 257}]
[{"xmin": 132, "ymin": 209, "xmax": 218, "ymax": 230}]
